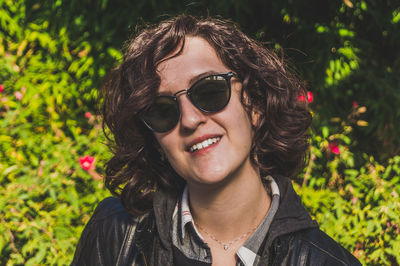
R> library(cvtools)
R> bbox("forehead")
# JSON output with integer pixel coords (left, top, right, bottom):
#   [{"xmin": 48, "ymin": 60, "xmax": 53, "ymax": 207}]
[{"xmin": 156, "ymin": 37, "xmax": 230, "ymax": 93}]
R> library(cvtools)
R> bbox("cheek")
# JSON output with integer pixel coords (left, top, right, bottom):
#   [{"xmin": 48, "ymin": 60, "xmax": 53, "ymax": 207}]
[
  {"xmin": 154, "ymin": 133, "xmax": 180, "ymax": 162},
  {"xmin": 154, "ymin": 134, "xmax": 169, "ymax": 152},
  {"xmin": 155, "ymin": 136, "xmax": 187, "ymax": 177},
  {"xmin": 227, "ymin": 97, "xmax": 253, "ymax": 133},
  {"xmin": 235, "ymin": 110, "xmax": 254, "ymax": 146}
]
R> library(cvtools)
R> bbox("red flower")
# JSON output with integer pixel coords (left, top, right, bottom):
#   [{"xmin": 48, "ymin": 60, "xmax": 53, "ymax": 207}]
[
  {"xmin": 353, "ymin": 101, "xmax": 358, "ymax": 108},
  {"xmin": 307, "ymin": 91, "xmax": 314, "ymax": 103},
  {"xmin": 298, "ymin": 91, "xmax": 313, "ymax": 103},
  {"xmin": 0, "ymin": 84, "xmax": 4, "ymax": 93},
  {"xmin": 85, "ymin": 112, "xmax": 92, "ymax": 119},
  {"xmin": 79, "ymin": 155, "xmax": 95, "ymax": 171},
  {"xmin": 328, "ymin": 141, "xmax": 340, "ymax": 155}
]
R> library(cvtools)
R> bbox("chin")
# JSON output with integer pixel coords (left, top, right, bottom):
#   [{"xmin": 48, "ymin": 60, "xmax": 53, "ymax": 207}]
[{"xmin": 189, "ymin": 171, "xmax": 233, "ymax": 187}]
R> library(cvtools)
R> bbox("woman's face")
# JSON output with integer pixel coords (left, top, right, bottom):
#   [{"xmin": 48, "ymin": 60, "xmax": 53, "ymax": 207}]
[{"xmin": 154, "ymin": 36, "xmax": 256, "ymax": 188}]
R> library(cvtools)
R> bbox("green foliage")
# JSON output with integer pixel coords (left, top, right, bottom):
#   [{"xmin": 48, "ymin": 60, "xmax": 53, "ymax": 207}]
[
  {"xmin": 0, "ymin": 0, "xmax": 399, "ymax": 265},
  {"xmin": 299, "ymin": 150, "xmax": 400, "ymax": 265},
  {"xmin": 0, "ymin": 0, "xmax": 110, "ymax": 264}
]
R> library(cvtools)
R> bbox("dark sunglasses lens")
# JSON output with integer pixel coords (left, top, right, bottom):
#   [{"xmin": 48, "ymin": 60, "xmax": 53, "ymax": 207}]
[
  {"xmin": 142, "ymin": 97, "xmax": 179, "ymax": 132},
  {"xmin": 190, "ymin": 76, "xmax": 230, "ymax": 112}
]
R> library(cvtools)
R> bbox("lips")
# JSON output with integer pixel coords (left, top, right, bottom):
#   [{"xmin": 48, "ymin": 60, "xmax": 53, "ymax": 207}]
[{"xmin": 187, "ymin": 135, "xmax": 222, "ymax": 153}]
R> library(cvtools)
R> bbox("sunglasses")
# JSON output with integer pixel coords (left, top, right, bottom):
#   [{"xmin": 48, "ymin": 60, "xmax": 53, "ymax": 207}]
[{"xmin": 139, "ymin": 72, "xmax": 236, "ymax": 133}]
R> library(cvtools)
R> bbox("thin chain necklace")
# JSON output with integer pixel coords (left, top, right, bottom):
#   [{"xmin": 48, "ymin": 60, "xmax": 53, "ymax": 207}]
[{"xmin": 194, "ymin": 222, "xmax": 257, "ymax": 251}]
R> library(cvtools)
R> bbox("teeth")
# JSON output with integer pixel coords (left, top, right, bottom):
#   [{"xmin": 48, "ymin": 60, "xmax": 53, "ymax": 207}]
[{"xmin": 190, "ymin": 137, "xmax": 220, "ymax": 152}]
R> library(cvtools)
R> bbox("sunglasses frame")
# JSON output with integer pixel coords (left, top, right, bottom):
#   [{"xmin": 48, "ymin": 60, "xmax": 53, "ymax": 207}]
[{"xmin": 140, "ymin": 72, "xmax": 236, "ymax": 133}]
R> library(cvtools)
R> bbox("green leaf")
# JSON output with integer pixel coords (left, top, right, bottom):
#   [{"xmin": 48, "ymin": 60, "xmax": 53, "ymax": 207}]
[{"xmin": 322, "ymin": 126, "xmax": 329, "ymax": 138}]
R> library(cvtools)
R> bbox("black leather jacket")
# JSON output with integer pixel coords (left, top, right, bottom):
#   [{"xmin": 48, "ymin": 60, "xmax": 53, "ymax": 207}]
[{"xmin": 72, "ymin": 176, "xmax": 361, "ymax": 265}]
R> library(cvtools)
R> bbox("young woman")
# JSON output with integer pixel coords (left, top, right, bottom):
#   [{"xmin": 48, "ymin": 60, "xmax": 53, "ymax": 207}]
[{"xmin": 72, "ymin": 15, "xmax": 360, "ymax": 265}]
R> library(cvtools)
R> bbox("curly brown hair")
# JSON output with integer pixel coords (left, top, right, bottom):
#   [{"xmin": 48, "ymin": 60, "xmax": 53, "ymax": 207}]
[{"xmin": 101, "ymin": 15, "xmax": 312, "ymax": 216}]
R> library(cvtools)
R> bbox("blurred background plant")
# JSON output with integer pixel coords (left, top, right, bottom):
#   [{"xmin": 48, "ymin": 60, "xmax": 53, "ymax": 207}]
[{"xmin": 0, "ymin": 0, "xmax": 399, "ymax": 265}]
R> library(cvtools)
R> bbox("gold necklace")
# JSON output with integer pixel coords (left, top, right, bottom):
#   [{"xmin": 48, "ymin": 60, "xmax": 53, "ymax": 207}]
[{"xmin": 194, "ymin": 222, "xmax": 257, "ymax": 251}]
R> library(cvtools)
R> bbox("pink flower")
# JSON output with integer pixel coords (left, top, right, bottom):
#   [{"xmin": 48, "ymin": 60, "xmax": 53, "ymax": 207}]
[
  {"xmin": 352, "ymin": 197, "xmax": 358, "ymax": 205},
  {"xmin": 328, "ymin": 141, "xmax": 340, "ymax": 155},
  {"xmin": 0, "ymin": 84, "xmax": 4, "ymax": 93},
  {"xmin": 79, "ymin": 155, "xmax": 95, "ymax": 171},
  {"xmin": 298, "ymin": 91, "xmax": 314, "ymax": 103},
  {"xmin": 14, "ymin": 91, "xmax": 23, "ymax": 101},
  {"xmin": 85, "ymin": 112, "xmax": 92, "ymax": 119},
  {"xmin": 353, "ymin": 101, "xmax": 358, "ymax": 108},
  {"xmin": 307, "ymin": 91, "xmax": 314, "ymax": 103}
]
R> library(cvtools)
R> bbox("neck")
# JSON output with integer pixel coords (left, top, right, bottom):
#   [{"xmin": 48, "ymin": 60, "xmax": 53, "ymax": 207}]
[{"xmin": 188, "ymin": 164, "xmax": 271, "ymax": 241}]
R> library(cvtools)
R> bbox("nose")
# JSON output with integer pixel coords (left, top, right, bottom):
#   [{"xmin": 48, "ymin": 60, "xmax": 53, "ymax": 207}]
[{"xmin": 178, "ymin": 95, "xmax": 207, "ymax": 132}]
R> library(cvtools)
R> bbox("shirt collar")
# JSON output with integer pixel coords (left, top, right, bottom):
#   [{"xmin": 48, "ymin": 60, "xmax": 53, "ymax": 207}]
[
  {"xmin": 180, "ymin": 185, "xmax": 204, "ymax": 240},
  {"xmin": 177, "ymin": 176, "xmax": 280, "ymax": 266}
]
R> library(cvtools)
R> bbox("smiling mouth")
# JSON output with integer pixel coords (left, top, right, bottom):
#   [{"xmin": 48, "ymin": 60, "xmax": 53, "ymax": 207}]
[{"xmin": 189, "ymin": 137, "xmax": 221, "ymax": 153}]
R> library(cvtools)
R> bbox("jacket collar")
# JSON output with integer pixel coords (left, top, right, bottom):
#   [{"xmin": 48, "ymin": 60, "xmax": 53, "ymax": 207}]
[
  {"xmin": 151, "ymin": 176, "xmax": 318, "ymax": 261},
  {"xmin": 264, "ymin": 175, "xmax": 318, "ymax": 248},
  {"xmin": 153, "ymin": 188, "xmax": 180, "ymax": 249}
]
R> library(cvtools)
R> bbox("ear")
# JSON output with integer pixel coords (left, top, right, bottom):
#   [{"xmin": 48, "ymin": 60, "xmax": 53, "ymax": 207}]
[{"xmin": 251, "ymin": 109, "xmax": 261, "ymax": 128}]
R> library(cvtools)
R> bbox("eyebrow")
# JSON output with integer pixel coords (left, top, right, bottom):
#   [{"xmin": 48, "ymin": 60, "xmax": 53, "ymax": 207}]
[
  {"xmin": 157, "ymin": 70, "xmax": 222, "ymax": 96},
  {"xmin": 188, "ymin": 70, "xmax": 220, "ymax": 86}
]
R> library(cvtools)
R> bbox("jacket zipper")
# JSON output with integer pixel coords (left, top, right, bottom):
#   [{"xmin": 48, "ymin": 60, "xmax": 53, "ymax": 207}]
[{"xmin": 141, "ymin": 252, "xmax": 148, "ymax": 266}]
